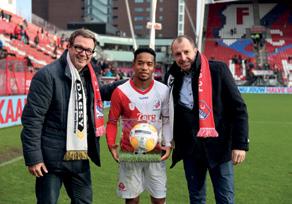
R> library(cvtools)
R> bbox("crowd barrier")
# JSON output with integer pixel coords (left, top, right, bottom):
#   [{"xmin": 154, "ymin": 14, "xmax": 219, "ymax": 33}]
[{"xmin": 0, "ymin": 57, "xmax": 33, "ymax": 96}]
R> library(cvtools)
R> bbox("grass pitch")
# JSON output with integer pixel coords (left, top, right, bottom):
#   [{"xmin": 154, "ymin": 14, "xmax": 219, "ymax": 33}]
[{"xmin": 0, "ymin": 94, "xmax": 291, "ymax": 204}]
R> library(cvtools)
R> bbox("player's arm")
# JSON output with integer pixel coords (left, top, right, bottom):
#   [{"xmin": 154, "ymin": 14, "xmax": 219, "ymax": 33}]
[
  {"xmin": 106, "ymin": 89, "xmax": 122, "ymax": 162},
  {"xmin": 160, "ymin": 88, "xmax": 173, "ymax": 161},
  {"xmin": 160, "ymin": 114, "xmax": 172, "ymax": 161}
]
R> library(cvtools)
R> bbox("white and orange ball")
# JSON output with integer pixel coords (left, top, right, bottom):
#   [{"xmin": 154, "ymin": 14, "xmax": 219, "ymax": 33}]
[{"xmin": 129, "ymin": 123, "xmax": 158, "ymax": 153}]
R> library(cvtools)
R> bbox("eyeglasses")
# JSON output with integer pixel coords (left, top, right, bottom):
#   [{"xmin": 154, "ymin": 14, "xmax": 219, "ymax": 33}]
[{"xmin": 72, "ymin": 45, "xmax": 95, "ymax": 55}]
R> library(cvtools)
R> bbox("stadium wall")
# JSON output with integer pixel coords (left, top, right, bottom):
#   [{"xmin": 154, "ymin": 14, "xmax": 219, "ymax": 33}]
[
  {"xmin": 0, "ymin": 95, "xmax": 26, "ymax": 128},
  {"xmin": 238, "ymin": 86, "xmax": 292, "ymax": 94},
  {"xmin": 1, "ymin": 86, "xmax": 291, "ymax": 129},
  {"xmin": 0, "ymin": 95, "xmax": 111, "ymax": 129}
]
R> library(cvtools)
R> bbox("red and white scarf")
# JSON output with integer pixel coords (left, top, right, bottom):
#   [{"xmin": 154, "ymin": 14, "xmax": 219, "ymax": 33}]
[
  {"xmin": 64, "ymin": 54, "xmax": 104, "ymax": 160},
  {"xmin": 87, "ymin": 63, "xmax": 105, "ymax": 137},
  {"xmin": 196, "ymin": 54, "xmax": 218, "ymax": 138}
]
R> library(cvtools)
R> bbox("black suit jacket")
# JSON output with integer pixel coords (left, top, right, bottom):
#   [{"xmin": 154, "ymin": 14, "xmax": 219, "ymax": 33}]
[{"xmin": 166, "ymin": 52, "xmax": 249, "ymax": 168}]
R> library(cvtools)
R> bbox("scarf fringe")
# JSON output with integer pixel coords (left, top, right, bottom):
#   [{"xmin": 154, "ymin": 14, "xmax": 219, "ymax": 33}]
[
  {"xmin": 197, "ymin": 128, "xmax": 219, "ymax": 138},
  {"xmin": 64, "ymin": 151, "xmax": 89, "ymax": 160}
]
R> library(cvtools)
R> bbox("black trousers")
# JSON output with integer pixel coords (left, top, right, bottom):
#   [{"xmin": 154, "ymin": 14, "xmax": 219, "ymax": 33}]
[{"xmin": 35, "ymin": 160, "xmax": 92, "ymax": 204}]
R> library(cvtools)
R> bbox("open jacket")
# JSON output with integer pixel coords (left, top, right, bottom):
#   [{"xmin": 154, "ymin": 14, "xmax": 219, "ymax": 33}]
[
  {"xmin": 165, "ymin": 52, "xmax": 249, "ymax": 168},
  {"xmin": 21, "ymin": 50, "xmax": 124, "ymax": 169}
]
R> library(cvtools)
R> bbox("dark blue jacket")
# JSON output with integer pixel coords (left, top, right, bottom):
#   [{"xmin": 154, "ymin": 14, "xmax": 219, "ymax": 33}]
[
  {"xmin": 166, "ymin": 52, "xmax": 249, "ymax": 168},
  {"xmin": 21, "ymin": 50, "xmax": 124, "ymax": 169}
]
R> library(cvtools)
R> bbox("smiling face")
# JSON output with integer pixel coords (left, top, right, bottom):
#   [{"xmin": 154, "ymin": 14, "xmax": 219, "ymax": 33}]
[
  {"xmin": 171, "ymin": 37, "xmax": 197, "ymax": 72},
  {"xmin": 68, "ymin": 35, "xmax": 95, "ymax": 71},
  {"xmin": 133, "ymin": 52, "xmax": 155, "ymax": 82}
]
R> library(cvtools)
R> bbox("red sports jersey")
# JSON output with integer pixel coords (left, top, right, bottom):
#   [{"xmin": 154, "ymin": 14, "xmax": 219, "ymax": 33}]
[{"xmin": 106, "ymin": 79, "xmax": 172, "ymax": 153}]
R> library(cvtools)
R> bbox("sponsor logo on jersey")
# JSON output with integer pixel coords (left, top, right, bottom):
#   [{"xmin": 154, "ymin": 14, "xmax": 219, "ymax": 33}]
[
  {"xmin": 129, "ymin": 103, "xmax": 135, "ymax": 111},
  {"xmin": 139, "ymin": 96, "xmax": 149, "ymax": 100},
  {"xmin": 137, "ymin": 113, "xmax": 157, "ymax": 122},
  {"xmin": 153, "ymin": 100, "xmax": 161, "ymax": 111}
]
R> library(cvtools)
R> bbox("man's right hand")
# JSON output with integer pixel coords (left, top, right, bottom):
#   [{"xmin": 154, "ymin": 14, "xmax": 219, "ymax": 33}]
[
  {"xmin": 109, "ymin": 144, "xmax": 119, "ymax": 163},
  {"xmin": 28, "ymin": 162, "xmax": 48, "ymax": 177}
]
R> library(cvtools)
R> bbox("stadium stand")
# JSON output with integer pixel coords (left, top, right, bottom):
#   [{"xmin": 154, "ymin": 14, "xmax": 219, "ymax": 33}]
[
  {"xmin": 1, "ymin": 3, "xmax": 292, "ymax": 91},
  {"xmin": 0, "ymin": 9, "xmax": 68, "ymax": 95},
  {"xmin": 0, "ymin": 9, "xmax": 65, "ymax": 68},
  {"xmin": 203, "ymin": 2, "xmax": 292, "ymax": 86}
]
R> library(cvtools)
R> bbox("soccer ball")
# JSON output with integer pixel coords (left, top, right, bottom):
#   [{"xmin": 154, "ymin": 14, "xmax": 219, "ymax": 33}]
[{"xmin": 129, "ymin": 123, "xmax": 158, "ymax": 153}]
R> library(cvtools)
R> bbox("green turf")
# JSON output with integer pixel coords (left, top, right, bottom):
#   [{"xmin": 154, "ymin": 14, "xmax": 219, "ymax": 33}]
[
  {"xmin": 0, "ymin": 94, "xmax": 292, "ymax": 204},
  {"xmin": 0, "ymin": 126, "xmax": 22, "ymax": 155}
]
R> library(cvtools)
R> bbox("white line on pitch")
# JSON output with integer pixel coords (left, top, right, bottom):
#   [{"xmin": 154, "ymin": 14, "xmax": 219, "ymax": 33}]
[
  {"xmin": 0, "ymin": 156, "xmax": 23, "ymax": 167},
  {"xmin": 251, "ymin": 121, "xmax": 292, "ymax": 125}
]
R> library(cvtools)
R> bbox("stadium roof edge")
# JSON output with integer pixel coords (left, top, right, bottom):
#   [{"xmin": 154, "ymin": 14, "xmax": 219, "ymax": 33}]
[{"xmin": 95, "ymin": 34, "xmax": 173, "ymax": 47}]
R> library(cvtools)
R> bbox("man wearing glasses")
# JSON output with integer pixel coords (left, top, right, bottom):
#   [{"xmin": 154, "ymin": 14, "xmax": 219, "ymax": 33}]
[{"xmin": 21, "ymin": 29, "xmax": 124, "ymax": 203}]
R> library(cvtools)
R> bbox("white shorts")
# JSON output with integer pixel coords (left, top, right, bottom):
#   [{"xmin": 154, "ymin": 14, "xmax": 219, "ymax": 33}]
[{"xmin": 116, "ymin": 161, "xmax": 167, "ymax": 199}]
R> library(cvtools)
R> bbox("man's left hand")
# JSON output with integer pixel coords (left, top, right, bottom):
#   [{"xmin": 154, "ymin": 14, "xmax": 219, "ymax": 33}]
[{"xmin": 232, "ymin": 149, "xmax": 246, "ymax": 165}]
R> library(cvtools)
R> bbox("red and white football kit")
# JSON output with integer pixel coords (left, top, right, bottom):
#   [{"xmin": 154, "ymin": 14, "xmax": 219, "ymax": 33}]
[
  {"xmin": 106, "ymin": 79, "xmax": 172, "ymax": 152},
  {"xmin": 106, "ymin": 79, "xmax": 172, "ymax": 199}
]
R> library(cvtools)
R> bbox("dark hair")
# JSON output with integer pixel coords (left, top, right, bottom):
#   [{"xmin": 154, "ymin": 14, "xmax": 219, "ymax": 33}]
[
  {"xmin": 68, "ymin": 29, "xmax": 97, "ymax": 49},
  {"xmin": 133, "ymin": 47, "xmax": 156, "ymax": 62},
  {"xmin": 171, "ymin": 35, "xmax": 197, "ymax": 51}
]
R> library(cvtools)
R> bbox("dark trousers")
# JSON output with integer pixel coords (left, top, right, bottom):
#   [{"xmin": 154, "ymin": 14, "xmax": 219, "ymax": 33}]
[
  {"xmin": 183, "ymin": 158, "xmax": 234, "ymax": 204},
  {"xmin": 35, "ymin": 161, "xmax": 92, "ymax": 204}
]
